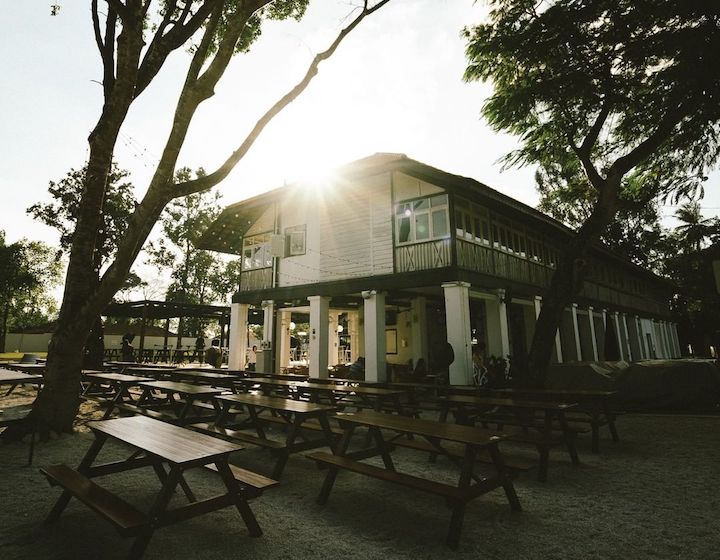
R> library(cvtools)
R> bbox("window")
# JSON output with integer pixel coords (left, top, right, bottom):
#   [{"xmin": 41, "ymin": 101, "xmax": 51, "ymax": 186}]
[
  {"xmin": 285, "ymin": 225, "xmax": 306, "ymax": 256},
  {"xmin": 395, "ymin": 194, "xmax": 449, "ymax": 244},
  {"xmin": 242, "ymin": 233, "xmax": 273, "ymax": 270}
]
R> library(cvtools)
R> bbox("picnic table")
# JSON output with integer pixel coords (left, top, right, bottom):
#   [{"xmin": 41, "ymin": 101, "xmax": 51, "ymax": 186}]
[
  {"xmin": 192, "ymin": 393, "xmax": 338, "ymax": 479},
  {"xmin": 172, "ymin": 369, "xmax": 242, "ymax": 393},
  {"xmin": 485, "ymin": 388, "xmax": 620, "ymax": 453},
  {"xmin": 81, "ymin": 372, "xmax": 155, "ymax": 419},
  {"xmin": 241, "ymin": 377, "xmax": 408, "ymax": 414},
  {"xmin": 307, "ymin": 410, "xmax": 521, "ymax": 549},
  {"xmin": 41, "ymin": 415, "xmax": 275, "ymax": 559},
  {"xmin": 0, "ymin": 369, "xmax": 44, "ymax": 465},
  {"xmin": 3, "ymin": 362, "xmax": 46, "ymax": 375},
  {"xmin": 124, "ymin": 381, "xmax": 224, "ymax": 424},
  {"xmin": 438, "ymin": 395, "xmax": 580, "ymax": 482}
]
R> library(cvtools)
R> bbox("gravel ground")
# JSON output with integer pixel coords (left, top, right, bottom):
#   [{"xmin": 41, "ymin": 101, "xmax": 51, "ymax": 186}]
[{"xmin": 1, "ymin": 387, "xmax": 718, "ymax": 560}]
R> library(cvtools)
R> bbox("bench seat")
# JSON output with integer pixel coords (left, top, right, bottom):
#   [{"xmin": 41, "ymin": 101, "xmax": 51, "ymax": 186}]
[
  {"xmin": 41, "ymin": 464, "xmax": 147, "ymax": 536},
  {"xmin": 203, "ymin": 463, "xmax": 279, "ymax": 496},
  {"xmin": 306, "ymin": 452, "xmax": 467, "ymax": 501}
]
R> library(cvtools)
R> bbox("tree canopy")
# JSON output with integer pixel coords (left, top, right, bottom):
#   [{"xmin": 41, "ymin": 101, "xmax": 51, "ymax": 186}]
[{"xmin": 464, "ymin": 0, "xmax": 720, "ymax": 381}]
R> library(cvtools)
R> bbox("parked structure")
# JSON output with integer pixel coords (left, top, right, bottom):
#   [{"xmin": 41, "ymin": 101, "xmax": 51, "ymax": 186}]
[{"xmin": 199, "ymin": 154, "xmax": 680, "ymax": 384}]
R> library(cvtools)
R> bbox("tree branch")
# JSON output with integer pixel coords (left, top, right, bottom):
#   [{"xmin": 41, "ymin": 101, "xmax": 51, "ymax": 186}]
[
  {"xmin": 136, "ymin": 0, "xmax": 224, "ymax": 96},
  {"xmin": 172, "ymin": 0, "xmax": 393, "ymax": 197},
  {"xmin": 609, "ymin": 108, "xmax": 685, "ymax": 178},
  {"xmin": 579, "ymin": 96, "xmax": 611, "ymax": 157},
  {"xmin": 104, "ymin": 0, "xmax": 129, "ymax": 21}
]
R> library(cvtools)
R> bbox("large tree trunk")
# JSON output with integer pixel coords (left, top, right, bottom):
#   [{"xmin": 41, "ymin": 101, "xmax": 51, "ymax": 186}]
[{"xmin": 526, "ymin": 178, "xmax": 622, "ymax": 386}]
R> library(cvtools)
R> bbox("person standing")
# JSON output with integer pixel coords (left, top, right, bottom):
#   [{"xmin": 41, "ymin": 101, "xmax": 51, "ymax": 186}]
[{"xmin": 247, "ymin": 345, "xmax": 257, "ymax": 372}]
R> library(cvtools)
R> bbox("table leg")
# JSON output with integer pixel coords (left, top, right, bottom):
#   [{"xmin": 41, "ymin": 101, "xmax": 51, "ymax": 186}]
[
  {"xmin": 151, "ymin": 460, "xmax": 196, "ymax": 503},
  {"xmin": 487, "ymin": 442, "xmax": 521, "ymax": 511},
  {"xmin": 556, "ymin": 411, "xmax": 580, "ymax": 465},
  {"xmin": 45, "ymin": 434, "xmax": 107, "ymax": 523},
  {"xmin": 446, "ymin": 444, "xmax": 475, "ymax": 549},
  {"xmin": 318, "ymin": 424, "xmax": 355, "ymax": 504},
  {"xmin": 369, "ymin": 426, "xmax": 395, "ymax": 471},
  {"xmin": 214, "ymin": 458, "xmax": 262, "ymax": 537},
  {"xmin": 128, "ymin": 465, "xmax": 183, "ymax": 558},
  {"xmin": 272, "ymin": 414, "xmax": 301, "ymax": 479}
]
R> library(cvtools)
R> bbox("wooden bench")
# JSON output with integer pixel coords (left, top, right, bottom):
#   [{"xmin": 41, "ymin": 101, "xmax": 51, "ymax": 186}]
[
  {"xmin": 203, "ymin": 463, "xmax": 279, "ymax": 497},
  {"xmin": 113, "ymin": 402, "xmax": 179, "ymax": 423},
  {"xmin": 307, "ymin": 451, "xmax": 466, "ymax": 501},
  {"xmin": 41, "ymin": 464, "xmax": 147, "ymax": 536}
]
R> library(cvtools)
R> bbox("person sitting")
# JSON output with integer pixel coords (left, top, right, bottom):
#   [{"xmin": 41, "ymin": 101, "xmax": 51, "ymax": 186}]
[
  {"xmin": 347, "ymin": 356, "xmax": 365, "ymax": 380},
  {"xmin": 203, "ymin": 339, "xmax": 222, "ymax": 368},
  {"xmin": 472, "ymin": 350, "xmax": 487, "ymax": 386}
]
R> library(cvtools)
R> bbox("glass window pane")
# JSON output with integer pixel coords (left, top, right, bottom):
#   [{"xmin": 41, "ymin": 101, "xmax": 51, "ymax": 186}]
[
  {"xmin": 398, "ymin": 217, "xmax": 411, "ymax": 243},
  {"xmin": 414, "ymin": 199, "xmax": 429, "ymax": 210},
  {"xmin": 415, "ymin": 213, "xmax": 430, "ymax": 240},
  {"xmin": 432, "ymin": 209, "xmax": 448, "ymax": 237}
]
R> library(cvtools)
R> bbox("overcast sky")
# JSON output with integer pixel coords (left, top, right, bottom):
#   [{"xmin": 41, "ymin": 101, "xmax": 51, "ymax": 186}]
[{"xmin": 2, "ymin": 1, "xmax": 718, "ymax": 254}]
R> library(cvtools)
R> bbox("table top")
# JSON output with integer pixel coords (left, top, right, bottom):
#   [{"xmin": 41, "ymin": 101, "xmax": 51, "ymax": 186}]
[
  {"xmin": 0, "ymin": 369, "xmax": 44, "ymax": 385},
  {"xmin": 87, "ymin": 415, "xmax": 244, "ymax": 464},
  {"xmin": 123, "ymin": 367, "xmax": 173, "ymax": 379},
  {"xmin": 106, "ymin": 361, "xmax": 177, "ymax": 369},
  {"xmin": 139, "ymin": 380, "xmax": 225, "ymax": 396},
  {"xmin": 334, "ymin": 411, "xmax": 503, "ymax": 447},
  {"xmin": 217, "ymin": 393, "xmax": 337, "ymax": 414},
  {"xmin": 173, "ymin": 370, "xmax": 242, "ymax": 381},
  {"xmin": 84, "ymin": 372, "xmax": 155, "ymax": 384},
  {"xmin": 441, "ymin": 394, "xmax": 577, "ymax": 410},
  {"xmin": 242, "ymin": 377, "xmax": 405, "ymax": 396}
]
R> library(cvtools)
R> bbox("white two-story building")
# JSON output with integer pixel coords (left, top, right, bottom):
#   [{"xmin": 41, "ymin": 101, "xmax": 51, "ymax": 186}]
[{"xmin": 198, "ymin": 153, "xmax": 680, "ymax": 384}]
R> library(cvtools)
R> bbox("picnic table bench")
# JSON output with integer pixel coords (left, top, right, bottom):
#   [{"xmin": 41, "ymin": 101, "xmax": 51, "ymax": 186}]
[
  {"xmin": 41, "ymin": 415, "xmax": 275, "ymax": 559},
  {"xmin": 307, "ymin": 410, "xmax": 521, "ymax": 549},
  {"xmin": 81, "ymin": 372, "xmax": 155, "ymax": 419}
]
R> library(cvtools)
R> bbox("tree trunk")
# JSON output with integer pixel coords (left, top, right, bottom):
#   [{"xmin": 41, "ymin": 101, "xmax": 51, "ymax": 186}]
[
  {"xmin": 527, "ymin": 177, "xmax": 622, "ymax": 386},
  {"xmin": 0, "ymin": 302, "xmax": 8, "ymax": 353}
]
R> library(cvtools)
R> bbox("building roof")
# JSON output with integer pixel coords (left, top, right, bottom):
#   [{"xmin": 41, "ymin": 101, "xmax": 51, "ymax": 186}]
[{"xmin": 197, "ymin": 153, "xmax": 672, "ymax": 287}]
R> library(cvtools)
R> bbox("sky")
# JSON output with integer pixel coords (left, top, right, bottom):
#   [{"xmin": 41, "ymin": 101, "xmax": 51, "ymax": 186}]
[{"xmin": 2, "ymin": 1, "xmax": 719, "ymax": 257}]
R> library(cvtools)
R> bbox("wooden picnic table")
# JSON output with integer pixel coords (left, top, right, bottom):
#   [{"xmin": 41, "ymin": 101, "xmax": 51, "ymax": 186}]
[
  {"xmin": 307, "ymin": 410, "xmax": 521, "ymax": 549},
  {"xmin": 41, "ymin": 415, "xmax": 272, "ymax": 559},
  {"xmin": 192, "ymin": 393, "xmax": 337, "ymax": 479},
  {"xmin": 241, "ymin": 377, "xmax": 408, "ymax": 414},
  {"xmin": 439, "ymin": 395, "xmax": 580, "ymax": 482},
  {"xmin": 3, "ymin": 362, "xmax": 46, "ymax": 375},
  {"xmin": 129, "ymin": 381, "xmax": 225, "ymax": 424},
  {"xmin": 1, "ymin": 369, "xmax": 44, "ymax": 465},
  {"xmin": 122, "ymin": 366, "xmax": 175, "ymax": 380},
  {"xmin": 485, "ymin": 387, "xmax": 620, "ymax": 453},
  {"xmin": 81, "ymin": 372, "xmax": 155, "ymax": 419},
  {"xmin": 172, "ymin": 369, "xmax": 242, "ymax": 393}
]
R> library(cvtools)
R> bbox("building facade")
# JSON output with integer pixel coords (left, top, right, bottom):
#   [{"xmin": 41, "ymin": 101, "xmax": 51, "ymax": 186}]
[{"xmin": 199, "ymin": 154, "xmax": 680, "ymax": 383}]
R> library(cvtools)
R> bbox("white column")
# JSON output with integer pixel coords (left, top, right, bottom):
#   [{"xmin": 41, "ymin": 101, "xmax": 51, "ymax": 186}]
[
  {"xmin": 258, "ymin": 300, "xmax": 275, "ymax": 372},
  {"xmin": 588, "ymin": 306, "xmax": 599, "ymax": 361},
  {"xmin": 485, "ymin": 294, "xmax": 509, "ymax": 359},
  {"xmin": 277, "ymin": 310, "xmax": 292, "ymax": 370},
  {"xmin": 664, "ymin": 322, "xmax": 675, "ymax": 358},
  {"xmin": 613, "ymin": 312, "xmax": 624, "ymax": 361},
  {"xmin": 622, "ymin": 313, "xmax": 633, "ymax": 361},
  {"xmin": 327, "ymin": 311, "xmax": 339, "ymax": 367},
  {"xmin": 363, "ymin": 290, "xmax": 387, "ymax": 383},
  {"xmin": 348, "ymin": 311, "xmax": 360, "ymax": 362},
  {"xmin": 308, "ymin": 296, "xmax": 330, "ymax": 379},
  {"xmin": 411, "ymin": 296, "xmax": 429, "ymax": 368},
  {"xmin": 571, "ymin": 304, "xmax": 583, "ymax": 361},
  {"xmin": 442, "ymin": 282, "xmax": 473, "ymax": 385},
  {"xmin": 672, "ymin": 323, "xmax": 682, "ymax": 357},
  {"xmin": 228, "ymin": 303, "xmax": 249, "ymax": 370}
]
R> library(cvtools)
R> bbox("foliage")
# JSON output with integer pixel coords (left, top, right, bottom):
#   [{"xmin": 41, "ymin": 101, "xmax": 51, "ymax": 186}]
[
  {"xmin": 27, "ymin": 163, "xmax": 136, "ymax": 269},
  {"xmin": 0, "ymin": 232, "xmax": 62, "ymax": 350},
  {"xmin": 464, "ymin": 0, "xmax": 720, "ymax": 381}
]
